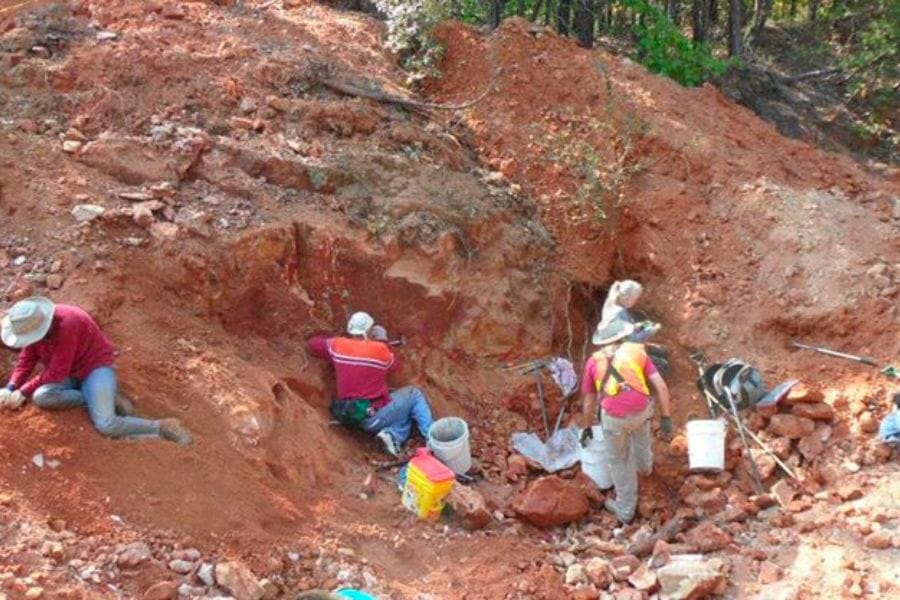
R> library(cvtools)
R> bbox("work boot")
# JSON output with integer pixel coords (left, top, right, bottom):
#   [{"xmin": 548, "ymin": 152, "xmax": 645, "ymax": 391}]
[
  {"xmin": 159, "ymin": 418, "xmax": 192, "ymax": 445},
  {"xmin": 604, "ymin": 498, "xmax": 633, "ymax": 524},
  {"xmin": 376, "ymin": 430, "xmax": 400, "ymax": 457},
  {"xmin": 115, "ymin": 393, "xmax": 135, "ymax": 416}
]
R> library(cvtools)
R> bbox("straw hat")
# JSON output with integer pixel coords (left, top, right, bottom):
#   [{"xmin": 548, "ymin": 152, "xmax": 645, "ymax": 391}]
[
  {"xmin": 346, "ymin": 311, "xmax": 375, "ymax": 336},
  {"xmin": 1, "ymin": 296, "xmax": 56, "ymax": 348},
  {"xmin": 591, "ymin": 318, "xmax": 635, "ymax": 346}
]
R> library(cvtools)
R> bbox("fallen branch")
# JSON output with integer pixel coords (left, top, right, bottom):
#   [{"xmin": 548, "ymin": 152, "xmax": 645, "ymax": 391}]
[
  {"xmin": 625, "ymin": 515, "xmax": 690, "ymax": 558},
  {"xmin": 783, "ymin": 67, "xmax": 842, "ymax": 84},
  {"xmin": 321, "ymin": 68, "xmax": 501, "ymax": 113}
]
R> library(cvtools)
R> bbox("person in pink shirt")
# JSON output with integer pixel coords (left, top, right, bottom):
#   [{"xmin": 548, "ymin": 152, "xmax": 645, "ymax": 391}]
[
  {"xmin": 309, "ymin": 311, "xmax": 433, "ymax": 456},
  {"xmin": 1, "ymin": 297, "xmax": 191, "ymax": 444},
  {"xmin": 579, "ymin": 318, "xmax": 672, "ymax": 523}
]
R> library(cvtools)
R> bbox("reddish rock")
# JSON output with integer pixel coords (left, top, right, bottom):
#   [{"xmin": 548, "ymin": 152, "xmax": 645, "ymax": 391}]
[
  {"xmin": 628, "ymin": 563, "xmax": 658, "ymax": 592},
  {"xmin": 798, "ymin": 433, "xmax": 825, "ymax": 460},
  {"xmin": 614, "ymin": 588, "xmax": 646, "ymax": 600},
  {"xmin": 791, "ymin": 402, "xmax": 834, "ymax": 421},
  {"xmin": 836, "ymin": 482, "xmax": 864, "ymax": 501},
  {"xmin": 571, "ymin": 471, "xmax": 603, "ymax": 504},
  {"xmin": 859, "ymin": 411, "xmax": 879, "ymax": 433},
  {"xmin": 584, "ymin": 557, "xmax": 613, "ymax": 589},
  {"xmin": 683, "ymin": 489, "xmax": 726, "ymax": 511},
  {"xmin": 143, "ymin": 581, "xmax": 177, "ymax": 600},
  {"xmin": 215, "ymin": 561, "xmax": 264, "ymax": 600},
  {"xmin": 611, "ymin": 554, "xmax": 641, "ymax": 581},
  {"xmin": 446, "ymin": 484, "xmax": 491, "ymax": 531},
  {"xmin": 76, "ymin": 135, "xmax": 176, "ymax": 185},
  {"xmin": 117, "ymin": 542, "xmax": 153, "ymax": 568},
  {"xmin": 569, "ymin": 587, "xmax": 599, "ymax": 600},
  {"xmin": 768, "ymin": 437, "xmax": 793, "ymax": 460},
  {"xmin": 758, "ymin": 561, "xmax": 783, "ymax": 584},
  {"xmin": 658, "ymin": 556, "xmax": 727, "ymax": 599},
  {"xmin": 512, "ymin": 476, "xmax": 589, "ymax": 527},
  {"xmin": 684, "ymin": 521, "xmax": 731, "ymax": 553},
  {"xmin": 768, "ymin": 414, "xmax": 815, "ymax": 439},
  {"xmin": 768, "ymin": 513, "xmax": 795, "ymax": 528},
  {"xmin": 506, "ymin": 454, "xmax": 528, "ymax": 482},
  {"xmin": 785, "ymin": 384, "xmax": 824, "ymax": 404},
  {"xmin": 770, "ymin": 479, "xmax": 798, "ymax": 506},
  {"xmin": 750, "ymin": 450, "xmax": 777, "ymax": 479},
  {"xmin": 160, "ymin": 3, "xmax": 186, "ymax": 19},
  {"xmin": 864, "ymin": 530, "xmax": 891, "ymax": 550}
]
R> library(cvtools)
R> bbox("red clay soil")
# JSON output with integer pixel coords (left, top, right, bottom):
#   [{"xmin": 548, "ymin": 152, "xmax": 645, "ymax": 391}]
[{"xmin": 0, "ymin": 3, "xmax": 898, "ymax": 599}]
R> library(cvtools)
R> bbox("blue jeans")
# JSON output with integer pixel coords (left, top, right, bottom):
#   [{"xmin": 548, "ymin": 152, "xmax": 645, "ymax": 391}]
[
  {"xmin": 32, "ymin": 366, "xmax": 161, "ymax": 439},
  {"xmin": 362, "ymin": 386, "xmax": 433, "ymax": 445}
]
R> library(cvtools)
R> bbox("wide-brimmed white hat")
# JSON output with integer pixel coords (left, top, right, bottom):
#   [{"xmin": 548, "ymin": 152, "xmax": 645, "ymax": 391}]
[
  {"xmin": 347, "ymin": 311, "xmax": 375, "ymax": 336},
  {"xmin": 1, "ymin": 296, "xmax": 56, "ymax": 348},
  {"xmin": 591, "ymin": 318, "xmax": 635, "ymax": 346}
]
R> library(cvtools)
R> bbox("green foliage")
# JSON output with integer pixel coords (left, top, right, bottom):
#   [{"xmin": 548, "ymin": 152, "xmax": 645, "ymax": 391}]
[{"xmin": 622, "ymin": 0, "xmax": 729, "ymax": 86}]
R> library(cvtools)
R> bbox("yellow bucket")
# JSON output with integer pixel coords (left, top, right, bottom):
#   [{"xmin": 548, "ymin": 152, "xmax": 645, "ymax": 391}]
[{"xmin": 402, "ymin": 449, "xmax": 455, "ymax": 520}]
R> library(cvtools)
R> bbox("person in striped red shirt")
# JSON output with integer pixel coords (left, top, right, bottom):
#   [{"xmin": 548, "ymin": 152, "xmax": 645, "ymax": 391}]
[{"xmin": 308, "ymin": 312, "xmax": 433, "ymax": 456}]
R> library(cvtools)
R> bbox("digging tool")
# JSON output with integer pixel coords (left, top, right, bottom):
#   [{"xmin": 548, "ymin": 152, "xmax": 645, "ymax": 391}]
[
  {"xmin": 791, "ymin": 341, "xmax": 878, "ymax": 366},
  {"xmin": 531, "ymin": 367, "xmax": 550, "ymax": 439},
  {"xmin": 552, "ymin": 391, "xmax": 577, "ymax": 436},
  {"xmin": 388, "ymin": 336, "xmax": 406, "ymax": 347}
]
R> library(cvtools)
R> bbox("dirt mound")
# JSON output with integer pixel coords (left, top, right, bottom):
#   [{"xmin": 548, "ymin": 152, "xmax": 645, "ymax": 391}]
[{"xmin": 0, "ymin": 3, "xmax": 898, "ymax": 598}]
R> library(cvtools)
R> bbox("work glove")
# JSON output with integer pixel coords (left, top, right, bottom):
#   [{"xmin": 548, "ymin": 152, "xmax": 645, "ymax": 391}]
[
  {"xmin": 580, "ymin": 426, "xmax": 594, "ymax": 448},
  {"xmin": 0, "ymin": 390, "xmax": 25, "ymax": 410},
  {"xmin": 370, "ymin": 325, "xmax": 388, "ymax": 342},
  {"xmin": 659, "ymin": 416, "xmax": 673, "ymax": 441}
]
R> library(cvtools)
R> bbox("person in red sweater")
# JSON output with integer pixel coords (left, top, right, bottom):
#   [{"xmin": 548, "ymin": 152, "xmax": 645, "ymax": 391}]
[
  {"xmin": 1, "ymin": 297, "xmax": 191, "ymax": 444},
  {"xmin": 309, "ymin": 311, "xmax": 433, "ymax": 456}
]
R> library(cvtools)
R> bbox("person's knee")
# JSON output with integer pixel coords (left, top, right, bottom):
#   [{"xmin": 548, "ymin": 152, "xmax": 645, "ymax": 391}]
[
  {"xmin": 92, "ymin": 415, "xmax": 120, "ymax": 437},
  {"xmin": 32, "ymin": 385, "xmax": 61, "ymax": 407}
]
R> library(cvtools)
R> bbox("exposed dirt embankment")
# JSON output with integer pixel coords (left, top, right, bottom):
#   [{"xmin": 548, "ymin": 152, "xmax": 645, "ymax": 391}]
[{"xmin": 0, "ymin": 3, "xmax": 898, "ymax": 599}]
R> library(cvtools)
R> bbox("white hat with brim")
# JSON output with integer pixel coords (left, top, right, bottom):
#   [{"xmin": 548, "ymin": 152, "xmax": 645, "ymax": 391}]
[
  {"xmin": 592, "ymin": 318, "xmax": 635, "ymax": 346},
  {"xmin": 347, "ymin": 311, "xmax": 375, "ymax": 336},
  {"xmin": 1, "ymin": 296, "xmax": 56, "ymax": 349}
]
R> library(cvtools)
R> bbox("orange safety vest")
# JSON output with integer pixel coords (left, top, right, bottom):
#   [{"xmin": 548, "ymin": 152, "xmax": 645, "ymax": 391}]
[{"xmin": 592, "ymin": 342, "xmax": 650, "ymax": 397}]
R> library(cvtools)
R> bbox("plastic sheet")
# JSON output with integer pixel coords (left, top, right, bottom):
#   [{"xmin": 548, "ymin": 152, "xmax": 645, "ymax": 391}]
[{"xmin": 511, "ymin": 427, "xmax": 582, "ymax": 473}]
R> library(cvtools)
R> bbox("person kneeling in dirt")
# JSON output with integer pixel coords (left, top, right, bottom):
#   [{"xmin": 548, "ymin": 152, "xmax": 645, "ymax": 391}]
[
  {"xmin": 579, "ymin": 318, "xmax": 672, "ymax": 524},
  {"xmin": 308, "ymin": 311, "xmax": 433, "ymax": 457},
  {"xmin": 0, "ymin": 297, "xmax": 191, "ymax": 444}
]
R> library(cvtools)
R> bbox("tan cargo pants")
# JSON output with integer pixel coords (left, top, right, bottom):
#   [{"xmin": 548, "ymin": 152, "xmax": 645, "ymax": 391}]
[{"xmin": 601, "ymin": 402, "xmax": 654, "ymax": 523}]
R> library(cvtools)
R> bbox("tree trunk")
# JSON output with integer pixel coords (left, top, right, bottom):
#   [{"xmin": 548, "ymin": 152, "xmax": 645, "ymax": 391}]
[
  {"xmin": 544, "ymin": 0, "xmax": 555, "ymax": 25},
  {"xmin": 667, "ymin": 0, "xmax": 682, "ymax": 24},
  {"xmin": 809, "ymin": 0, "xmax": 820, "ymax": 20},
  {"xmin": 692, "ymin": 0, "xmax": 711, "ymax": 43},
  {"xmin": 710, "ymin": 0, "xmax": 719, "ymax": 25},
  {"xmin": 789, "ymin": 0, "xmax": 797, "ymax": 18},
  {"xmin": 530, "ymin": 0, "xmax": 545, "ymax": 21},
  {"xmin": 489, "ymin": 0, "xmax": 504, "ymax": 29},
  {"xmin": 516, "ymin": 0, "xmax": 525, "ymax": 16},
  {"xmin": 574, "ymin": 0, "xmax": 594, "ymax": 47},
  {"xmin": 728, "ymin": 0, "xmax": 742, "ymax": 56},
  {"xmin": 745, "ymin": 0, "xmax": 771, "ymax": 49},
  {"xmin": 557, "ymin": 0, "xmax": 572, "ymax": 35}
]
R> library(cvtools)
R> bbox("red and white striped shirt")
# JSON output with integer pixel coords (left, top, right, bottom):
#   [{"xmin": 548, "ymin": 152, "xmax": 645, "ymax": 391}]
[{"xmin": 308, "ymin": 336, "xmax": 397, "ymax": 409}]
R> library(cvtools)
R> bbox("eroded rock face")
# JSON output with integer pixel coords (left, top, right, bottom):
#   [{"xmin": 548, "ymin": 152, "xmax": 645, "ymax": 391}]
[{"xmin": 512, "ymin": 476, "xmax": 590, "ymax": 527}]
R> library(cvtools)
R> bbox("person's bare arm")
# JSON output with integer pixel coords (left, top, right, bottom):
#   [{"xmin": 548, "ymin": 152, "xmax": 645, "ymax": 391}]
[{"xmin": 648, "ymin": 372, "xmax": 671, "ymax": 417}]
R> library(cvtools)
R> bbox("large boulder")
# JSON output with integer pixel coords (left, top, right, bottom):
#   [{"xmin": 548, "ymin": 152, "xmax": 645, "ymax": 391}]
[{"xmin": 512, "ymin": 476, "xmax": 589, "ymax": 527}]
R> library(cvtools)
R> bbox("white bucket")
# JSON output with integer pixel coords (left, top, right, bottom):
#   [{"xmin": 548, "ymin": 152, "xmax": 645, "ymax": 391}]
[
  {"xmin": 686, "ymin": 419, "xmax": 726, "ymax": 471},
  {"xmin": 428, "ymin": 417, "xmax": 471, "ymax": 474},
  {"xmin": 580, "ymin": 425, "xmax": 613, "ymax": 490}
]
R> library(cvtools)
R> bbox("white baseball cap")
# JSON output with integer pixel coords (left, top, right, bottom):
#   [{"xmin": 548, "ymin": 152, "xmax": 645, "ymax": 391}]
[{"xmin": 347, "ymin": 312, "xmax": 375, "ymax": 336}]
